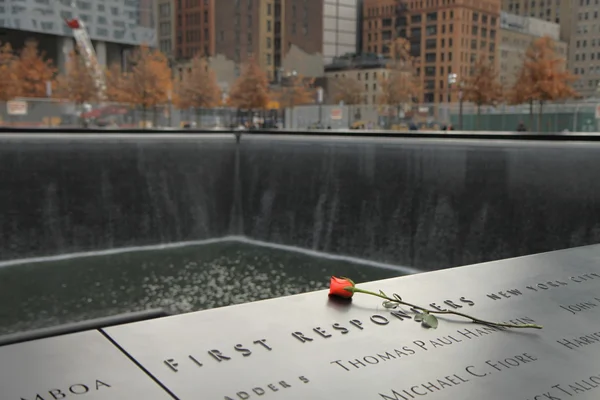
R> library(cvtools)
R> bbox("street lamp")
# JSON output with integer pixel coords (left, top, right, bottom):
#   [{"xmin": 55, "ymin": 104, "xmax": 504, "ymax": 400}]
[
  {"xmin": 448, "ymin": 73, "xmax": 458, "ymax": 126},
  {"xmin": 458, "ymin": 81, "xmax": 465, "ymax": 130}
]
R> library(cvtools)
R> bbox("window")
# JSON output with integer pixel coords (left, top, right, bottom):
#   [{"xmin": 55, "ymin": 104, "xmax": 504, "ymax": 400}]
[
  {"xmin": 425, "ymin": 53, "xmax": 436, "ymax": 62},
  {"xmin": 426, "ymin": 25, "xmax": 437, "ymax": 35}
]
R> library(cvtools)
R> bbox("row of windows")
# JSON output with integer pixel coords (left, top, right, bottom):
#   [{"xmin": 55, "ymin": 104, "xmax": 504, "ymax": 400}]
[
  {"xmin": 573, "ymin": 66, "xmax": 600, "ymax": 75},
  {"xmin": 575, "ymin": 52, "xmax": 600, "ymax": 62},
  {"xmin": 578, "ymin": 10, "xmax": 600, "ymax": 20},
  {"xmin": 176, "ymin": 45, "xmax": 210, "ymax": 59},
  {"xmin": 578, "ymin": 0, "xmax": 600, "ymax": 5}
]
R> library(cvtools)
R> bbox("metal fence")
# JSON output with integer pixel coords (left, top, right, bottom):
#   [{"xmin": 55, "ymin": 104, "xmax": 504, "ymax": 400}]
[
  {"xmin": 444, "ymin": 100, "xmax": 600, "ymax": 132},
  {"xmin": 1, "ymin": 98, "xmax": 598, "ymax": 132},
  {"xmin": 0, "ymin": 99, "xmax": 259, "ymax": 129}
]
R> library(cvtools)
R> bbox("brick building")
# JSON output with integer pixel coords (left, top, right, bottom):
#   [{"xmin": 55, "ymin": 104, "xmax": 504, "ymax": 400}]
[{"xmin": 362, "ymin": 0, "xmax": 501, "ymax": 104}]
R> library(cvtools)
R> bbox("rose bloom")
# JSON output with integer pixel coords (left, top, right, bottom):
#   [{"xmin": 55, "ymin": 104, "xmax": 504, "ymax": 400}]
[{"xmin": 329, "ymin": 276, "xmax": 355, "ymax": 298}]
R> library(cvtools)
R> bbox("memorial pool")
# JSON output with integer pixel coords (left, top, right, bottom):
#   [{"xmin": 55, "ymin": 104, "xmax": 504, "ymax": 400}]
[{"xmin": 0, "ymin": 238, "xmax": 412, "ymax": 335}]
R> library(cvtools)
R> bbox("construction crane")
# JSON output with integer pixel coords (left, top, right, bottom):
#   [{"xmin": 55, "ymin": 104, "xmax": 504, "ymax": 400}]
[{"xmin": 64, "ymin": 18, "xmax": 107, "ymax": 101}]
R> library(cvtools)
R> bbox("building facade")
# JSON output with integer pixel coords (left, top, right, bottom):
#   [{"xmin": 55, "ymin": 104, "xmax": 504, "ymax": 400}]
[
  {"xmin": 502, "ymin": 0, "xmax": 563, "ymax": 24},
  {"xmin": 157, "ymin": 0, "xmax": 175, "ymax": 58},
  {"xmin": 174, "ymin": 0, "xmax": 359, "ymax": 85},
  {"xmin": 363, "ymin": 0, "xmax": 501, "ymax": 104},
  {"xmin": 324, "ymin": 54, "xmax": 389, "ymax": 124},
  {"xmin": 323, "ymin": 0, "xmax": 359, "ymax": 62},
  {"xmin": 568, "ymin": 1, "xmax": 600, "ymax": 96},
  {"xmin": 361, "ymin": 0, "xmax": 397, "ymax": 57},
  {"xmin": 503, "ymin": 0, "xmax": 600, "ymax": 97},
  {"xmin": 499, "ymin": 12, "xmax": 567, "ymax": 88},
  {"xmin": 325, "ymin": 54, "xmax": 388, "ymax": 106},
  {"xmin": 0, "ymin": 0, "xmax": 156, "ymax": 70}
]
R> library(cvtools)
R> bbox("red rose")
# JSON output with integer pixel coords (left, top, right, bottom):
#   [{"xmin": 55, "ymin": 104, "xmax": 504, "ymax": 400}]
[{"xmin": 329, "ymin": 276, "xmax": 355, "ymax": 298}]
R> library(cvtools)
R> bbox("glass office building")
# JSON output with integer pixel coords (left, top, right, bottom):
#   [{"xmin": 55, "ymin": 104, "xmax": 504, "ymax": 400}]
[{"xmin": 0, "ymin": 0, "xmax": 156, "ymax": 69}]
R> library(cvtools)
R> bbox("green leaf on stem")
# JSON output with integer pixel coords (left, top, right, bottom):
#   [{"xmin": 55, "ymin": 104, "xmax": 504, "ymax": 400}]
[
  {"xmin": 383, "ymin": 301, "xmax": 398, "ymax": 309},
  {"xmin": 380, "ymin": 290, "xmax": 387, "ymax": 297},
  {"xmin": 413, "ymin": 313, "xmax": 424, "ymax": 322},
  {"xmin": 422, "ymin": 314, "xmax": 439, "ymax": 329},
  {"xmin": 393, "ymin": 294, "xmax": 402, "ymax": 301}
]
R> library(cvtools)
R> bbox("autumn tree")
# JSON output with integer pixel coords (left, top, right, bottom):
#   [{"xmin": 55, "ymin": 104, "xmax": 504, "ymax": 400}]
[
  {"xmin": 105, "ymin": 63, "xmax": 133, "ymax": 104},
  {"xmin": 462, "ymin": 56, "xmax": 503, "ymax": 129},
  {"xmin": 229, "ymin": 57, "xmax": 270, "ymax": 110},
  {"xmin": 55, "ymin": 51, "xmax": 98, "ymax": 106},
  {"xmin": 333, "ymin": 76, "xmax": 363, "ymax": 122},
  {"xmin": 177, "ymin": 55, "xmax": 221, "ymax": 124},
  {"xmin": 507, "ymin": 67, "xmax": 536, "ymax": 129},
  {"xmin": 510, "ymin": 36, "xmax": 577, "ymax": 131},
  {"xmin": 378, "ymin": 38, "xmax": 421, "ymax": 119},
  {"xmin": 0, "ymin": 42, "xmax": 20, "ymax": 102},
  {"xmin": 127, "ymin": 45, "xmax": 172, "ymax": 124},
  {"xmin": 276, "ymin": 73, "xmax": 314, "ymax": 108},
  {"xmin": 15, "ymin": 39, "xmax": 56, "ymax": 98}
]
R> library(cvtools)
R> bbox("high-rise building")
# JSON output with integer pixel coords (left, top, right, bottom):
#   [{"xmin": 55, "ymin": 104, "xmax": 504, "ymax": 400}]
[
  {"xmin": 363, "ymin": 0, "xmax": 501, "ymax": 104},
  {"xmin": 502, "ymin": 0, "xmax": 562, "ymax": 25},
  {"xmin": 361, "ymin": 0, "xmax": 397, "ymax": 57},
  {"xmin": 568, "ymin": 2, "xmax": 600, "ymax": 97},
  {"xmin": 175, "ymin": 0, "xmax": 359, "ymax": 83},
  {"xmin": 323, "ymin": 0, "xmax": 359, "ymax": 61},
  {"xmin": 174, "ymin": 0, "xmax": 214, "ymax": 61},
  {"xmin": 157, "ymin": 0, "xmax": 175, "ymax": 58},
  {"xmin": 0, "ymin": 0, "xmax": 156, "ymax": 71}
]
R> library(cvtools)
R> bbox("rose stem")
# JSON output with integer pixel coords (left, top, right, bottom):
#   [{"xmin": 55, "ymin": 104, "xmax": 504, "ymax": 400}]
[{"xmin": 347, "ymin": 287, "xmax": 543, "ymax": 330}]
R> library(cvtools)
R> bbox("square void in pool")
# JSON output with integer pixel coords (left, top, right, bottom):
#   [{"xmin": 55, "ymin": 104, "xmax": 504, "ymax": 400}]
[{"xmin": 0, "ymin": 239, "xmax": 412, "ymax": 336}]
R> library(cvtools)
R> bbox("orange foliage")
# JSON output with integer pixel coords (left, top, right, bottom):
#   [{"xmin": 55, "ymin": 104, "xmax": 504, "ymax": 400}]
[
  {"xmin": 275, "ymin": 74, "xmax": 314, "ymax": 108},
  {"xmin": 177, "ymin": 56, "xmax": 221, "ymax": 109},
  {"xmin": 333, "ymin": 76, "xmax": 364, "ymax": 105},
  {"xmin": 15, "ymin": 40, "xmax": 56, "ymax": 98},
  {"xmin": 0, "ymin": 42, "xmax": 20, "ymax": 101},
  {"xmin": 127, "ymin": 45, "xmax": 172, "ymax": 109},
  {"xmin": 462, "ymin": 56, "xmax": 503, "ymax": 126},
  {"xmin": 55, "ymin": 51, "xmax": 98, "ymax": 104},
  {"xmin": 105, "ymin": 63, "xmax": 132, "ymax": 103},
  {"xmin": 524, "ymin": 36, "xmax": 578, "ymax": 103},
  {"xmin": 378, "ymin": 38, "xmax": 420, "ymax": 107},
  {"xmin": 509, "ymin": 36, "xmax": 578, "ymax": 130},
  {"xmin": 229, "ymin": 57, "xmax": 270, "ymax": 109}
]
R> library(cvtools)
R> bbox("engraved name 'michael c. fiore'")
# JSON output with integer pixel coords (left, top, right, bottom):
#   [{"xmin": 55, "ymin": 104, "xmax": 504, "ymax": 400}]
[
  {"xmin": 378, "ymin": 353, "xmax": 539, "ymax": 400},
  {"xmin": 20, "ymin": 380, "xmax": 110, "ymax": 400}
]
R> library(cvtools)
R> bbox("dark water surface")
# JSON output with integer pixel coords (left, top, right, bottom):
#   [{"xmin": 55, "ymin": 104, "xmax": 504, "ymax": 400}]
[{"xmin": 0, "ymin": 240, "xmax": 406, "ymax": 336}]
